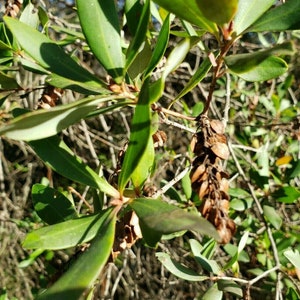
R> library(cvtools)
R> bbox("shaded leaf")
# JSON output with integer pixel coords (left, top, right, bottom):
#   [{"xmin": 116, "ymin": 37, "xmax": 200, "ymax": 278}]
[
  {"xmin": 0, "ymin": 95, "xmax": 116, "ymax": 141},
  {"xmin": 29, "ymin": 136, "xmax": 119, "ymax": 198},
  {"xmin": 156, "ymin": 252, "xmax": 208, "ymax": 281},
  {"xmin": 118, "ymin": 79, "xmax": 152, "ymax": 193},
  {"xmin": 23, "ymin": 208, "xmax": 113, "ymax": 250},
  {"xmin": 125, "ymin": 0, "xmax": 144, "ymax": 35},
  {"xmin": 4, "ymin": 17, "xmax": 106, "ymax": 94},
  {"xmin": 153, "ymin": 0, "xmax": 218, "ymax": 35},
  {"xmin": 248, "ymin": 0, "xmax": 300, "ymax": 32},
  {"xmin": 125, "ymin": 0, "xmax": 150, "ymax": 71},
  {"xmin": 0, "ymin": 70, "xmax": 21, "ymax": 90},
  {"xmin": 263, "ymin": 205, "xmax": 282, "ymax": 229},
  {"xmin": 36, "ymin": 209, "xmax": 116, "ymax": 300},
  {"xmin": 233, "ymin": 0, "xmax": 274, "ymax": 35},
  {"xmin": 129, "ymin": 197, "xmax": 220, "ymax": 246},
  {"xmin": 76, "ymin": 0, "xmax": 124, "ymax": 83},
  {"xmin": 32, "ymin": 184, "xmax": 78, "ymax": 225},
  {"xmin": 217, "ymin": 280, "xmax": 243, "ymax": 297}
]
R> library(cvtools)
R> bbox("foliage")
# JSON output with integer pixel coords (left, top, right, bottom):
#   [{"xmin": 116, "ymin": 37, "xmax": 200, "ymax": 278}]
[{"xmin": 0, "ymin": 0, "xmax": 300, "ymax": 299}]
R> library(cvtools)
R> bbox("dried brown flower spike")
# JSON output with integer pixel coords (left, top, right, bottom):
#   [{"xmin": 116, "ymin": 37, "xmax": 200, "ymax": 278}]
[{"xmin": 190, "ymin": 115, "xmax": 236, "ymax": 244}]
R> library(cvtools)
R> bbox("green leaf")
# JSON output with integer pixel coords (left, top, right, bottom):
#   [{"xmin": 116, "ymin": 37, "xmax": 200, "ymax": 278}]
[
  {"xmin": 0, "ymin": 70, "xmax": 21, "ymax": 90},
  {"xmin": 153, "ymin": 0, "xmax": 218, "ymax": 35},
  {"xmin": 173, "ymin": 56, "xmax": 212, "ymax": 101},
  {"xmin": 23, "ymin": 208, "xmax": 113, "ymax": 250},
  {"xmin": 201, "ymin": 283, "xmax": 223, "ymax": 300},
  {"xmin": 4, "ymin": 17, "xmax": 106, "ymax": 94},
  {"xmin": 118, "ymin": 79, "xmax": 152, "ymax": 193},
  {"xmin": 248, "ymin": 0, "xmax": 300, "ymax": 32},
  {"xmin": 29, "ymin": 136, "xmax": 119, "ymax": 198},
  {"xmin": 76, "ymin": 0, "xmax": 124, "ymax": 83},
  {"xmin": 217, "ymin": 280, "xmax": 243, "ymax": 298},
  {"xmin": 32, "ymin": 184, "xmax": 78, "ymax": 225},
  {"xmin": 144, "ymin": 14, "xmax": 170, "ymax": 78},
  {"xmin": 156, "ymin": 252, "xmax": 208, "ymax": 281},
  {"xmin": 228, "ymin": 56, "xmax": 288, "ymax": 82},
  {"xmin": 272, "ymin": 186, "xmax": 300, "ymax": 204},
  {"xmin": 19, "ymin": 2, "xmax": 39, "ymax": 28},
  {"xmin": 233, "ymin": 0, "xmax": 274, "ymax": 35},
  {"xmin": 125, "ymin": 0, "xmax": 150, "ymax": 72},
  {"xmin": 36, "ymin": 209, "xmax": 116, "ymax": 300},
  {"xmin": 129, "ymin": 198, "xmax": 220, "ymax": 247},
  {"xmin": 225, "ymin": 42, "xmax": 294, "ymax": 74},
  {"xmin": 125, "ymin": 0, "xmax": 144, "ymax": 35},
  {"xmin": 196, "ymin": 0, "xmax": 238, "ymax": 26},
  {"xmin": 284, "ymin": 249, "xmax": 300, "ymax": 270},
  {"xmin": 263, "ymin": 205, "xmax": 282, "ymax": 229},
  {"xmin": 0, "ymin": 95, "xmax": 117, "ymax": 140}
]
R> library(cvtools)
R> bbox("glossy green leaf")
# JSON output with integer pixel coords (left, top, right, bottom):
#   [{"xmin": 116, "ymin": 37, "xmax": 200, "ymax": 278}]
[
  {"xmin": 4, "ymin": 17, "xmax": 106, "ymax": 94},
  {"xmin": 125, "ymin": 0, "xmax": 150, "ymax": 71},
  {"xmin": 129, "ymin": 198, "xmax": 220, "ymax": 245},
  {"xmin": 162, "ymin": 36, "xmax": 200, "ymax": 81},
  {"xmin": 0, "ymin": 70, "xmax": 21, "ymax": 90},
  {"xmin": 228, "ymin": 56, "xmax": 288, "ymax": 82},
  {"xmin": 125, "ymin": 0, "xmax": 144, "ymax": 35},
  {"xmin": 36, "ymin": 209, "xmax": 116, "ymax": 300},
  {"xmin": 23, "ymin": 208, "xmax": 113, "ymax": 250},
  {"xmin": 29, "ymin": 136, "xmax": 119, "ymax": 198},
  {"xmin": 0, "ymin": 95, "xmax": 117, "ymax": 141},
  {"xmin": 233, "ymin": 0, "xmax": 274, "ymax": 35},
  {"xmin": 144, "ymin": 14, "xmax": 170, "ymax": 78},
  {"xmin": 248, "ymin": 0, "xmax": 300, "ymax": 32},
  {"xmin": 118, "ymin": 79, "xmax": 152, "ymax": 193},
  {"xmin": 202, "ymin": 283, "xmax": 223, "ymax": 300},
  {"xmin": 263, "ymin": 205, "xmax": 282, "ymax": 229},
  {"xmin": 76, "ymin": 0, "xmax": 124, "ymax": 83},
  {"xmin": 196, "ymin": 0, "xmax": 238, "ymax": 26},
  {"xmin": 284, "ymin": 249, "xmax": 300, "ymax": 270},
  {"xmin": 19, "ymin": 2, "xmax": 39, "ymax": 28},
  {"xmin": 225, "ymin": 42, "xmax": 294, "ymax": 74},
  {"xmin": 153, "ymin": 0, "xmax": 218, "ymax": 35},
  {"xmin": 32, "ymin": 184, "xmax": 78, "ymax": 225},
  {"xmin": 174, "ymin": 56, "xmax": 212, "ymax": 101},
  {"xmin": 217, "ymin": 280, "xmax": 243, "ymax": 297},
  {"xmin": 156, "ymin": 252, "xmax": 208, "ymax": 281}
]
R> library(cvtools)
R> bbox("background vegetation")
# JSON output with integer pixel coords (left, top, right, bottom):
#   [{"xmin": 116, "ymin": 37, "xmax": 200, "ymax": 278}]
[{"xmin": 0, "ymin": 0, "xmax": 300, "ymax": 299}]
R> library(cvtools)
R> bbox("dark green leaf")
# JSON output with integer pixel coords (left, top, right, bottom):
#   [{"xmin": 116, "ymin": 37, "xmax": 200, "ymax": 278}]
[
  {"xmin": 233, "ymin": 0, "xmax": 274, "ymax": 35},
  {"xmin": 272, "ymin": 186, "xmax": 300, "ymax": 204},
  {"xmin": 125, "ymin": 0, "xmax": 150, "ymax": 71},
  {"xmin": 248, "ymin": 0, "xmax": 300, "ymax": 32},
  {"xmin": 76, "ymin": 0, "xmax": 124, "ymax": 83},
  {"xmin": 129, "ymin": 198, "xmax": 220, "ymax": 244},
  {"xmin": 217, "ymin": 280, "xmax": 243, "ymax": 297},
  {"xmin": 29, "ymin": 136, "xmax": 119, "ymax": 198},
  {"xmin": 36, "ymin": 209, "xmax": 116, "ymax": 300},
  {"xmin": 32, "ymin": 184, "xmax": 78, "ymax": 225},
  {"xmin": 153, "ymin": 0, "xmax": 218, "ymax": 35},
  {"xmin": 4, "ymin": 17, "xmax": 106, "ymax": 94},
  {"xmin": 23, "ymin": 208, "xmax": 114, "ymax": 250},
  {"xmin": 0, "ymin": 70, "xmax": 21, "ymax": 90},
  {"xmin": 156, "ymin": 252, "xmax": 208, "ymax": 281},
  {"xmin": 125, "ymin": 0, "xmax": 144, "ymax": 35}
]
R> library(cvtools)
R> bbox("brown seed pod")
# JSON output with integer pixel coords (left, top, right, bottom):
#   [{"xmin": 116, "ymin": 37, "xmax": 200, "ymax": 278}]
[
  {"xmin": 210, "ymin": 119, "xmax": 225, "ymax": 134},
  {"xmin": 190, "ymin": 164, "xmax": 206, "ymax": 183},
  {"xmin": 211, "ymin": 142, "xmax": 230, "ymax": 160},
  {"xmin": 198, "ymin": 180, "xmax": 209, "ymax": 199}
]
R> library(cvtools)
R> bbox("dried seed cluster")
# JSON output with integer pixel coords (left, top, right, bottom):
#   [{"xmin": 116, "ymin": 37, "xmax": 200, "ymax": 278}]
[
  {"xmin": 5, "ymin": 0, "xmax": 23, "ymax": 18},
  {"xmin": 36, "ymin": 86, "xmax": 64, "ymax": 109},
  {"xmin": 190, "ymin": 115, "xmax": 235, "ymax": 244}
]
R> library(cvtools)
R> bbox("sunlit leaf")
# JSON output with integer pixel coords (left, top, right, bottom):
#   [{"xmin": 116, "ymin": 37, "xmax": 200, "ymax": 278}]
[
  {"xmin": 32, "ymin": 184, "xmax": 78, "ymax": 225},
  {"xmin": 202, "ymin": 283, "xmax": 223, "ymax": 300},
  {"xmin": 20, "ymin": 2, "xmax": 39, "ymax": 28},
  {"xmin": 36, "ymin": 209, "xmax": 116, "ymax": 300},
  {"xmin": 4, "ymin": 17, "xmax": 107, "ymax": 94},
  {"xmin": 284, "ymin": 249, "xmax": 300, "ymax": 270},
  {"xmin": 0, "ymin": 95, "xmax": 117, "ymax": 141},
  {"xmin": 233, "ymin": 0, "xmax": 274, "ymax": 35},
  {"xmin": 272, "ymin": 186, "xmax": 300, "ymax": 204},
  {"xmin": 153, "ymin": 0, "xmax": 218, "ymax": 35},
  {"xmin": 263, "ymin": 205, "xmax": 282, "ymax": 229},
  {"xmin": 76, "ymin": 0, "xmax": 124, "ymax": 83},
  {"xmin": 156, "ymin": 252, "xmax": 208, "ymax": 281},
  {"xmin": 23, "ymin": 208, "xmax": 114, "ymax": 250},
  {"xmin": 217, "ymin": 280, "xmax": 243, "ymax": 297},
  {"xmin": 29, "ymin": 136, "xmax": 119, "ymax": 198},
  {"xmin": 248, "ymin": 0, "xmax": 300, "ymax": 32}
]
